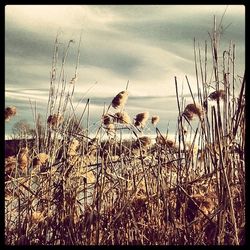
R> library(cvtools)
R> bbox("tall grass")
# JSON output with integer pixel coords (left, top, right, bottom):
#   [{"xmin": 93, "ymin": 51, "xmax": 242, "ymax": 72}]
[{"xmin": 5, "ymin": 17, "xmax": 245, "ymax": 245}]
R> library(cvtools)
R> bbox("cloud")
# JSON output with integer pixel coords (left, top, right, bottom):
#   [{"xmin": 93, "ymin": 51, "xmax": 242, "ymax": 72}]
[
  {"xmin": 5, "ymin": 5, "xmax": 245, "ymax": 138},
  {"xmin": 5, "ymin": 5, "xmax": 245, "ymax": 88}
]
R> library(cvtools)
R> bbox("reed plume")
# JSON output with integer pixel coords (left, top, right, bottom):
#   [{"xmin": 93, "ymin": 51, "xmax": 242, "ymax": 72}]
[
  {"xmin": 183, "ymin": 103, "xmax": 204, "ymax": 120},
  {"xmin": 102, "ymin": 114, "xmax": 112, "ymax": 126},
  {"xmin": 111, "ymin": 90, "xmax": 128, "ymax": 109},
  {"xmin": 136, "ymin": 136, "xmax": 152, "ymax": 148},
  {"xmin": 67, "ymin": 138, "xmax": 80, "ymax": 156},
  {"xmin": 47, "ymin": 114, "xmax": 63, "ymax": 129},
  {"xmin": 208, "ymin": 89, "xmax": 226, "ymax": 101},
  {"xmin": 151, "ymin": 115, "xmax": 160, "ymax": 126},
  {"xmin": 5, "ymin": 106, "xmax": 17, "ymax": 121},
  {"xmin": 33, "ymin": 153, "xmax": 49, "ymax": 167},
  {"xmin": 106, "ymin": 123, "xmax": 115, "ymax": 134},
  {"xmin": 156, "ymin": 136, "xmax": 175, "ymax": 148},
  {"xmin": 114, "ymin": 112, "xmax": 131, "ymax": 124},
  {"xmin": 134, "ymin": 111, "xmax": 149, "ymax": 128}
]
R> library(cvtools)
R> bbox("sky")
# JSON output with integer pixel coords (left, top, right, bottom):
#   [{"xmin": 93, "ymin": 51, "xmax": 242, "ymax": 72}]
[{"xmin": 5, "ymin": 5, "xmax": 245, "ymax": 139}]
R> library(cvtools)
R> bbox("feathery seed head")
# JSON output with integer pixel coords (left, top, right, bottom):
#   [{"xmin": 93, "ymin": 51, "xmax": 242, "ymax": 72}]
[
  {"xmin": 37, "ymin": 153, "xmax": 49, "ymax": 164},
  {"xmin": 67, "ymin": 138, "xmax": 80, "ymax": 156},
  {"xmin": 208, "ymin": 89, "xmax": 226, "ymax": 101},
  {"xmin": 111, "ymin": 90, "xmax": 128, "ymax": 109},
  {"xmin": 134, "ymin": 112, "xmax": 149, "ymax": 128},
  {"xmin": 156, "ymin": 136, "xmax": 175, "ymax": 148},
  {"xmin": 137, "ymin": 136, "xmax": 152, "ymax": 148},
  {"xmin": 151, "ymin": 115, "xmax": 160, "ymax": 126},
  {"xmin": 47, "ymin": 114, "xmax": 63, "ymax": 129},
  {"xmin": 114, "ymin": 112, "xmax": 131, "ymax": 124},
  {"xmin": 5, "ymin": 106, "xmax": 17, "ymax": 121},
  {"xmin": 183, "ymin": 104, "xmax": 204, "ymax": 120},
  {"xmin": 102, "ymin": 114, "xmax": 112, "ymax": 126},
  {"xmin": 106, "ymin": 123, "xmax": 115, "ymax": 133}
]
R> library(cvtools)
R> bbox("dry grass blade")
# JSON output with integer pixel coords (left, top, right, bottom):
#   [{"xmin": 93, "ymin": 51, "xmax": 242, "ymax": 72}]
[{"xmin": 4, "ymin": 15, "xmax": 245, "ymax": 246}]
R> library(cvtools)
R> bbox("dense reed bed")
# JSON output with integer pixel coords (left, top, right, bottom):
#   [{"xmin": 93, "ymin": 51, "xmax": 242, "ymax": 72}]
[{"xmin": 5, "ymin": 17, "xmax": 245, "ymax": 245}]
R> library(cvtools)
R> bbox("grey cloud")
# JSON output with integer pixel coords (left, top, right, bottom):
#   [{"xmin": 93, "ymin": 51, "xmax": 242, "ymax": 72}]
[
  {"xmin": 110, "ymin": 16, "xmax": 244, "ymax": 50},
  {"xmin": 6, "ymin": 22, "xmax": 143, "ymax": 79},
  {"xmin": 80, "ymin": 45, "xmax": 142, "ymax": 77},
  {"xmin": 5, "ymin": 5, "xmax": 245, "ymax": 139},
  {"xmin": 5, "ymin": 24, "xmax": 52, "ymax": 62}
]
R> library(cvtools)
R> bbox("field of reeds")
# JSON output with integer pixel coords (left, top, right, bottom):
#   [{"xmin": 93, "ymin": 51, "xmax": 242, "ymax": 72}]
[{"xmin": 5, "ymin": 17, "xmax": 245, "ymax": 245}]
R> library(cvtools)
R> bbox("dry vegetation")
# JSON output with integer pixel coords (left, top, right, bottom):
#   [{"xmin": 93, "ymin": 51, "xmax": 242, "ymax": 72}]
[{"xmin": 5, "ymin": 17, "xmax": 245, "ymax": 245}]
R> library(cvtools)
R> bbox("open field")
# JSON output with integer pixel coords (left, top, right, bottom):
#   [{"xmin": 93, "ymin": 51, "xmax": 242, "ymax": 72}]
[{"xmin": 5, "ymin": 18, "xmax": 245, "ymax": 245}]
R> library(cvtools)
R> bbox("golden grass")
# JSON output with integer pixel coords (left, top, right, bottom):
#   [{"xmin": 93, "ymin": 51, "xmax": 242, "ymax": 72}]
[{"xmin": 5, "ymin": 20, "xmax": 245, "ymax": 245}]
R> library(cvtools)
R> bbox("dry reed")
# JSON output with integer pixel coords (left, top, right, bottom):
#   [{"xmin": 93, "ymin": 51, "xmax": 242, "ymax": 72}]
[
  {"xmin": 67, "ymin": 138, "xmax": 80, "ymax": 156},
  {"xmin": 183, "ymin": 103, "xmax": 204, "ymax": 120},
  {"xmin": 47, "ymin": 114, "xmax": 63, "ymax": 129},
  {"xmin": 151, "ymin": 115, "xmax": 160, "ymax": 126},
  {"xmin": 33, "ymin": 152, "xmax": 49, "ymax": 167},
  {"xmin": 5, "ymin": 17, "xmax": 245, "ymax": 246},
  {"xmin": 114, "ymin": 112, "xmax": 131, "ymax": 124},
  {"xmin": 208, "ymin": 89, "xmax": 226, "ymax": 101},
  {"xmin": 5, "ymin": 156, "xmax": 16, "ymax": 177},
  {"xmin": 136, "ymin": 136, "xmax": 152, "ymax": 148},
  {"xmin": 111, "ymin": 90, "xmax": 128, "ymax": 109},
  {"xmin": 5, "ymin": 106, "xmax": 17, "ymax": 121},
  {"xmin": 102, "ymin": 114, "xmax": 112, "ymax": 126},
  {"xmin": 106, "ymin": 123, "xmax": 115, "ymax": 134},
  {"xmin": 134, "ymin": 112, "xmax": 149, "ymax": 128},
  {"xmin": 156, "ymin": 135, "xmax": 175, "ymax": 148}
]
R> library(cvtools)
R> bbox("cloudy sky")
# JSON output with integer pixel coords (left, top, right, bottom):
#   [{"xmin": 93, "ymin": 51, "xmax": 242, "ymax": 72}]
[{"xmin": 5, "ymin": 5, "xmax": 245, "ymax": 139}]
